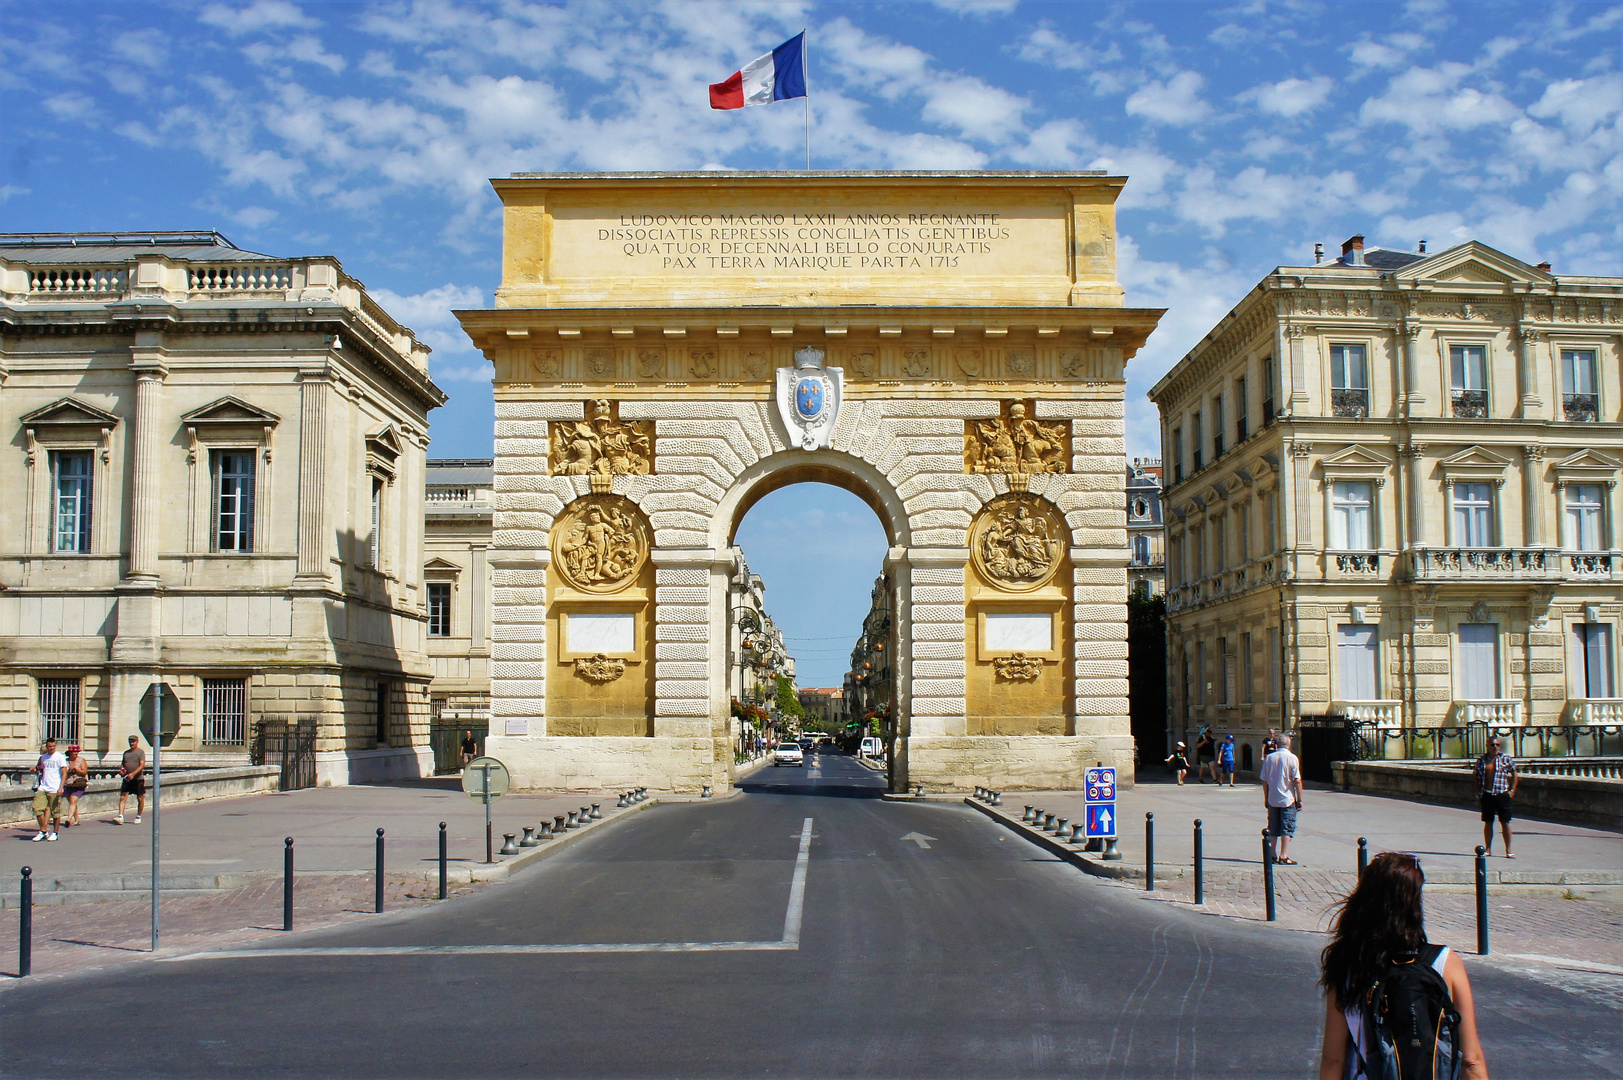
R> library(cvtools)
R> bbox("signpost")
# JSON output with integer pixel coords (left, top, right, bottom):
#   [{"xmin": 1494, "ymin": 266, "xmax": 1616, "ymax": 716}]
[
  {"xmin": 1083, "ymin": 766, "xmax": 1117, "ymax": 840},
  {"xmin": 139, "ymin": 681, "xmax": 178, "ymax": 952},
  {"xmin": 461, "ymin": 756, "xmax": 509, "ymax": 863}
]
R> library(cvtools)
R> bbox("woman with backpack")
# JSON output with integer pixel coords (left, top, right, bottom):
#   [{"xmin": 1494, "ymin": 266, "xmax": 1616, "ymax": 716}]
[{"xmin": 1319, "ymin": 852, "xmax": 1488, "ymax": 1080}]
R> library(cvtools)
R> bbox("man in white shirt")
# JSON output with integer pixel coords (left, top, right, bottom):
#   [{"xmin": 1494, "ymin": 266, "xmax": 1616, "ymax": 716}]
[
  {"xmin": 33, "ymin": 737, "xmax": 67, "ymax": 841},
  {"xmin": 1259, "ymin": 731, "xmax": 1304, "ymax": 865}
]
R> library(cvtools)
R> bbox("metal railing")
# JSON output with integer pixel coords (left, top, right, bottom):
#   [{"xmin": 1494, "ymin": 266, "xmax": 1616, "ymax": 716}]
[
  {"xmin": 1451, "ymin": 389, "xmax": 1489, "ymax": 418},
  {"xmin": 202, "ymin": 679, "xmax": 247, "ymax": 745},
  {"xmin": 1332, "ymin": 388, "xmax": 1369, "ymax": 418},
  {"xmin": 1563, "ymin": 393, "xmax": 1599, "ymax": 422},
  {"xmin": 1347, "ymin": 721, "xmax": 1623, "ymax": 761},
  {"xmin": 250, "ymin": 722, "xmax": 316, "ymax": 791}
]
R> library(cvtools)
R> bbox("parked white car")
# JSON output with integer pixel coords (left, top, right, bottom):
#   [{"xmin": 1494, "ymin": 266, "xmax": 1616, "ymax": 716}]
[{"xmin": 773, "ymin": 743, "xmax": 804, "ymax": 767}]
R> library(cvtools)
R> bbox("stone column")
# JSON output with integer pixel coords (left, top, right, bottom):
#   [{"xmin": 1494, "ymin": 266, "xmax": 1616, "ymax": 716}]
[
  {"xmin": 1401, "ymin": 444, "xmax": 1428, "ymax": 548},
  {"xmin": 1400, "ymin": 320, "xmax": 1424, "ymax": 418},
  {"xmin": 900, "ymin": 546, "xmax": 964, "ymax": 793},
  {"xmin": 470, "ymin": 543, "xmax": 489, "ymax": 657},
  {"xmin": 1517, "ymin": 326, "xmax": 1541, "ymax": 418},
  {"xmin": 294, "ymin": 369, "xmax": 332, "ymax": 583},
  {"xmin": 1522, "ymin": 445, "xmax": 1545, "ymax": 547},
  {"xmin": 126, "ymin": 344, "xmax": 167, "ymax": 584}
]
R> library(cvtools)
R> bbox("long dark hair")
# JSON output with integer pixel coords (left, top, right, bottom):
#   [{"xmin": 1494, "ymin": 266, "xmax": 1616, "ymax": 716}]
[{"xmin": 1320, "ymin": 852, "xmax": 1427, "ymax": 1002}]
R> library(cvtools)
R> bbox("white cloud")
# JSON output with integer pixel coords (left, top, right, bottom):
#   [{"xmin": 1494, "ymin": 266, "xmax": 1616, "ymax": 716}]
[
  {"xmin": 1087, "ymin": 145, "xmax": 1177, "ymax": 209},
  {"xmin": 1239, "ymin": 75, "xmax": 1334, "ymax": 118},
  {"xmin": 245, "ymin": 35, "xmax": 347, "ymax": 74},
  {"xmin": 111, "ymin": 29, "xmax": 167, "ymax": 68},
  {"xmin": 1358, "ymin": 64, "xmax": 1520, "ymax": 135},
  {"xmin": 0, "ymin": 184, "xmax": 30, "ymax": 202},
  {"xmin": 368, "ymin": 283, "xmax": 486, "ymax": 357},
  {"xmin": 199, "ymin": 0, "xmax": 318, "ymax": 36},
  {"xmin": 1528, "ymin": 73, "xmax": 1623, "ymax": 133},
  {"xmin": 1125, "ymin": 71, "xmax": 1211, "ymax": 126},
  {"xmin": 927, "ymin": 0, "xmax": 1019, "ymax": 15},
  {"xmin": 44, "ymin": 92, "xmax": 98, "ymax": 121},
  {"xmin": 430, "ymin": 362, "xmax": 496, "ymax": 382},
  {"xmin": 1014, "ymin": 25, "xmax": 1121, "ymax": 74}
]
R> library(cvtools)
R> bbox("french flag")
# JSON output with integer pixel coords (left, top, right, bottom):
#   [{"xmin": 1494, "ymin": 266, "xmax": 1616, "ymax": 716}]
[{"xmin": 709, "ymin": 32, "xmax": 806, "ymax": 110}]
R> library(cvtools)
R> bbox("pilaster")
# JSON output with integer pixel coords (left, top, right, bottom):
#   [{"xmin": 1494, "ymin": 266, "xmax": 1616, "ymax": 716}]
[{"xmin": 294, "ymin": 368, "xmax": 333, "ymax": 584}]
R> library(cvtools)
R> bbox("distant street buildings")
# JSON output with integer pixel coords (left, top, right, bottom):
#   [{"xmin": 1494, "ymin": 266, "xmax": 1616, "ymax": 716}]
[
  {"xmin": 1151, "ymin": 236, "xmax": 1623, "ymax": 772},
  {"xmin": 1127, "ymin": 458, "xmax": 1165, "ymax": 598}
]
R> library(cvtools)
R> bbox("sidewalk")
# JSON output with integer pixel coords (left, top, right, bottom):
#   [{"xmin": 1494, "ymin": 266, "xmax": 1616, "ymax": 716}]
[
  {"xmin": 997, "ymin": 775, "xmax": 1623, "ymax": 884},
  {"xmin": 2, "ymin": 780, "xmax": 657, "ymax": 902}
]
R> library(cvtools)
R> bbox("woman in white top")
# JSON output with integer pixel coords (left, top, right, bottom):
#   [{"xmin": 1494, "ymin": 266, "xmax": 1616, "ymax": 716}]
[{"xmin": 1318, "ymin": 852, "xmax": 1489, "ymax": 1079}]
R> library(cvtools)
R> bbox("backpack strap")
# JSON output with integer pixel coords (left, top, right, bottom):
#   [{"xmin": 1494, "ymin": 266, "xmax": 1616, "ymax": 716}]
[{"xmin": 1421, "ymin": 942, "xmax": 1449, "ymax": 973}]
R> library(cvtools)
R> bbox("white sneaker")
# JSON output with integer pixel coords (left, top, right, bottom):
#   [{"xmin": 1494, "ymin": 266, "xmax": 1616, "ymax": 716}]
[
  {"xmin": 46, "ymin": 832, "xmax": 58, "ymax": 841},
  {"xmin": 134, "ymin": 816, "xmax": 142, "ymax": 823},
  {"xmin": 114, "ymin": 815, "xmax": 124, "ymax": 824},
  {"xmin": 32, "ymin": 831, "xmax": 45, "ymax": 841}
]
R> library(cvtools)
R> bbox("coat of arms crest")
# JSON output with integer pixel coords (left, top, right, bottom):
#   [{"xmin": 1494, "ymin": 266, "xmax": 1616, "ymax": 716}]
[{"xmin": 775, "ymin": 346, "xmax": 843, "ymax": 450}]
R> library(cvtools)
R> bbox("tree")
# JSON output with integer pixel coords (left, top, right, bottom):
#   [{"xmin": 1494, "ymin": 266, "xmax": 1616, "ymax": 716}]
[{"xmin": 775, "ymin": 675, "xmax": 805, "ymax": 722}]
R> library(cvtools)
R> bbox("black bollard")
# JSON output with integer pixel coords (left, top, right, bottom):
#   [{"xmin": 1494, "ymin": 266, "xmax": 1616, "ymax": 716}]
[
  {"xmin": 19, "ymin": 866, "xmax": 32, "ymax": 977},
  {"xmin": 1055, "ymin": 817, "xmax": 1069, "ymax": 837},
  {"xmin": 1474, "ymin": 845, "xmax": 1490, "ymax": 955},
  {"xmin": 1193, "ymin": 819, "xmax": 1204, "ymax": 906},
  {"xmin": 1357, "ymin": 837, "xmax": 1369, "ymax": 878},
  {"xmin": 554, "ymin": 814, "xmax": 567, "ymax": 834},
  {"xmin": 1022, "ymin": 805, "xmax": 1035, "ymax": 822},
  {"xmin": 1262, "ymin": 828, "xmax": 1277, "ymax": 922},
  {"xmin": 283, "ymin": 838, "xmax": 295, "ymax": 931},
  {"xmin": 1145, "ymin": 813, "xmax": 1155, "ymax": 892},
  {"xmin": 375, "ymin": 828, "xmax": 385, "ymax": 914},
  {"xmin": 438, "ymin": 822, "xmax": 448, "ymax": 901}
]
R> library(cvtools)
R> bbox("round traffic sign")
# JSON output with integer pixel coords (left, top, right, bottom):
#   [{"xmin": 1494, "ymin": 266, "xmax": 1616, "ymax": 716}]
[{"xmin": 461, "ymin": 756, "xmax": 510, "ymax": 802}]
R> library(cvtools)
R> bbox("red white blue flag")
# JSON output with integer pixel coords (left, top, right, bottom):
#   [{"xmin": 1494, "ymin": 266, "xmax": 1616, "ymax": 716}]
[{"xmin": 709, "ymin": 32, "xmax": 806, "ymax": 110}]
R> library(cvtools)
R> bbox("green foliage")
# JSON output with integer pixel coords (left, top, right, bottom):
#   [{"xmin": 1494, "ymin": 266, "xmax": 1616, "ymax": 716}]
[{"xmin": 775, "ymin": 675, "xmax": 805, "ymax": 720}]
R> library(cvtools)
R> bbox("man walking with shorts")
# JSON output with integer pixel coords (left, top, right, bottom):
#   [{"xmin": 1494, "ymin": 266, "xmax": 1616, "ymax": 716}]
[
  {"xmin": 32, "ymin": 737, "xmax": 67, "ymax": 841},
  {"xmin": 1474, "ymin": 736, "xmax": 1518, "ymax": 858},
  {"xmin": 1259, "ymin": 731, "xmax": 1303, "ymax": 864},
  {"xmin": 116, "ymin": 734, "xmax": 146, "ymax": 824}
]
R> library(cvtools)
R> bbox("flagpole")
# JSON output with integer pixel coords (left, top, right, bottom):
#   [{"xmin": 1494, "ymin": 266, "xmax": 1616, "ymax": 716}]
[{"xmin": 802, "ymin": 30, "xmax": 811, "ymax": 170}]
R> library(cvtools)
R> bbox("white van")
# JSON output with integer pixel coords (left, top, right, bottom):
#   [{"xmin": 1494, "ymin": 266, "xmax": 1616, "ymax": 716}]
[{"xmin": 859, "ymin": 736, "xmax": 884, "ymax": 759}]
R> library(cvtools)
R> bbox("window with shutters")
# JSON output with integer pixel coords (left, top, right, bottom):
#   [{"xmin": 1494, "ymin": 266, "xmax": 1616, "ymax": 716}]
[
  {"xmin": 1561, "ymin": 349, "xmax": 1599, "ymax": 422},
  {"xmin": 1457, "ymin": 624, "xmax": 1500, "ymax": 699},
  {"xmin": 428, "ymin": 583, "xmax": 452, "ymax": 636},
  {"xmin": 1573, "ymin": 624, "xmax": 1615, "ymax": 699},
  {"xmin": 1565, "ymin": 485, "xmax": 1604, "ymax": 551},
  {"xmin": 212, "ymin": 450, "xmax": 256, "ymax": 552},
  {"xmin": 1337, "ymin": 625, "xmax": 1378, "ymax": 700},
  {"xmin": 1450, "ymin": 345, "xmax": 1490, "ymax": 418},
  {"xmin": 52, "ymin": 451, "xmax": 93, "ymax": 553},
  {"xmin": 1452, "ymin": 483, "xmax": 1495, "ymax": 547},
  {"xmin": 1330, "ymin": 344, "xmax": 1370, "ymax": 418},
  {"xmin": 1332, "ymin": 481, "xmax": 1374, "ymax": 550}
]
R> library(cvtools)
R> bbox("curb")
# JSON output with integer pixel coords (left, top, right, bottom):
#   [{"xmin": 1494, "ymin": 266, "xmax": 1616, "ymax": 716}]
[{"xmin": 964, "ymin": 797, "xmax": 1151, "ymax": 881}]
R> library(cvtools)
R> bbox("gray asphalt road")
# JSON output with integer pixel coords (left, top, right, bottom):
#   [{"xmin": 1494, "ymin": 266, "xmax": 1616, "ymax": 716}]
[{"xmin": 3, "ymin": 751, "xmax": 1617, "ymax": 1078}]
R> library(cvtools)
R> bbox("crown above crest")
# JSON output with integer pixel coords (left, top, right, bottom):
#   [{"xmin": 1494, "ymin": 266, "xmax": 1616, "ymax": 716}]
[{"xmin": 794, "ymin": 345, "xmax": 825, "ymax": 369}]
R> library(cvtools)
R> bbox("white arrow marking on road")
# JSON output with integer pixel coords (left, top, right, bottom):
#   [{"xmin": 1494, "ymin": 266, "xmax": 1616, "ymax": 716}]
[{"xmin": 900, "ymin": 832, "xmax": 936, "ymax": 849}]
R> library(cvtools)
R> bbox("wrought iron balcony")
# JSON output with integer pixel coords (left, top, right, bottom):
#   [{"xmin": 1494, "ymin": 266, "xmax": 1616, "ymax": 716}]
[
  {"xmin": 1408, "ymin": 546, "xmax": 1559, "ymax": 581},
  {"xmin": 1450, "ymin": 389, "xmax": 1489, "ymax": 418},
  {"xmin": 1563, "ymin": 392, "xmax": 1599, "ymax": 422},
  {"xmin": 1332, "ymin": 388, "xmax": 1369, "ymax": 418}
]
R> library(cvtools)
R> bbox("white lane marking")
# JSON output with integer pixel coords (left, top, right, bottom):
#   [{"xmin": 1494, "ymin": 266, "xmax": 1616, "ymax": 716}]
[
  {"xmin": 164, "ymin": 816, "xmax": 817, "ymax": 962},
  {"xmin": 781, "ymin": 816, "xmax": 813, "ymax": 946},
  {"xmin": 900, "ymin": 832, "xmax": 936, "ymax": 849}
]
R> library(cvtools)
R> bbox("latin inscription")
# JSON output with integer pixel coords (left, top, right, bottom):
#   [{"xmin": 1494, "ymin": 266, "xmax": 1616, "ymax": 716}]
[{"xmin": 596, "ymin": 212, "xmax": 1013, "ymax": 272}]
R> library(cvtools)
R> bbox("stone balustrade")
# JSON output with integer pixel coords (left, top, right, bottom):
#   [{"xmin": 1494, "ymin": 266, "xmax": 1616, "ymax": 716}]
[
  {"xmin": 1331, "ymin": 699, "xmax": 1401, "ymax": 725},
  {"xmin": 1452, "ymin": 699, "xmax": 1523, "ymax": 725},
  {"xmin": 1408, "ymin": 546, "xmax": 1561, "ymax": 582},
  {"xmin": 1565, "ymin": 698, "xmax": 1623, "ymax": 725}
]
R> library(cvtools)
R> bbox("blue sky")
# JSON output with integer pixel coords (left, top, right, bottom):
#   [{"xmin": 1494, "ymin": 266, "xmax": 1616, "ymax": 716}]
[{"xmin": 4, "ymin": 0, "xmax": 1619, "ymax": 684}]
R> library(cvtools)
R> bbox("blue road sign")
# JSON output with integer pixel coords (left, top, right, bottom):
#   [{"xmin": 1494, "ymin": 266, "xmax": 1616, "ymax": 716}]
[
  {"xmin": 1084, "ymin": 767, "xmax": 1116, "ymax": 803},
  {"xmin": 1086, "ymin": 802, "xmax": 1117, "ymax": 838}
]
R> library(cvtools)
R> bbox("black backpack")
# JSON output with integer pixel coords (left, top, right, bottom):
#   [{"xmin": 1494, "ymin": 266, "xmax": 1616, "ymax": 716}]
[{"xmin": 1355, "ymin": 943, "xmax": 1463, "ymax": 1080}]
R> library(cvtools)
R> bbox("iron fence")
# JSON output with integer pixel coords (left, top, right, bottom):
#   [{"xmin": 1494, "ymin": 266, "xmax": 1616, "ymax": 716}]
[
  {"xmin": 1345, "ymin": 721, "xmax": 1623, "ymax": 762},
  {"xmin": 251, "ymin": 721, "xmax": 316, "ymax": 791}
]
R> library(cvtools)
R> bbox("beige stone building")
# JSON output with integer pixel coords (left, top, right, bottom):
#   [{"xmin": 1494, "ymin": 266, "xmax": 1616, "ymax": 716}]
[
  {"xmin": 1150, "ymin": 236, "xmax": 1623, "ymax": 770},
  {"xmin": 1127, "ymin": 458, "xmax": 1164, "ymax": 598},
  {"xmin": 456, "ymin": 170, "xmax": 1162, "ymax": 794},
  {"xmin": 0, "ymin": 231, "xmax": 445, "ymax": 784},
  {"xmin": 424, "ymin": 458, "xmax": 494, "ymax": 768}
]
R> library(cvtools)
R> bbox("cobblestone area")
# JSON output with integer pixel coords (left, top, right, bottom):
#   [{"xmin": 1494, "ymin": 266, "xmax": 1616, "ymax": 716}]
[{"xmin": 1, "ymin": 872, "xmax": 489, "ymax": 983}]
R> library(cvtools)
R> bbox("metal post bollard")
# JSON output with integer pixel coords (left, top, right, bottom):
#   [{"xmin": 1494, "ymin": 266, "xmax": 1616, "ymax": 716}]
[
  {"xmin": 1262, "ymin": 828, "xmax": 1277, "ymax": 922},
  {"xmin": 1055, "ymin": 817, "xmax": 1069, "ymax": 838},
  {"xmin": 1193, "ymin": 819, "xmax": 1204, "ymax": 906},
  {"xmin": 519, "ymin": 826, "xmax": 538, "ymax": 848},
  {"xmin": 566, "ymin": 810, "xmax": 579, "ymax": 829},
  {"xmin": 991, "ymin": 791, "xmax": 1001, "ymax": 806},
  {"xmin": 1474, "ymin": 845, "xmax": 1490, "ymax": 955},
  {"xmin": 1145, "ymin": 812, "xmax": 1155, "ymax": 892},
  {"xmin": 555, "ymin": 814, "xmax": 567, "ymax": 833},
  {"xmin": 283, "ymin": 838, "xmax": 294, "ymax": 930},
  {"xmin": 375, "ymin": 829, "xmax": 385, "ymax": 914},
  {"xmin": 1068, "ymin": 823, "xmax": 1083, "ymax": 844},
  {"xmin": 438, "ymin": 822, "xmax": 448, "ymax": 901},
  {"xmin": 1042, "ymin": 812, "xmax": 1055, "ymax": 831},
  {"xmin": 1357, "ymin": 837, "xmax": 1369, "ymax": 878},
  {"xmin": 1022, "ymin": 805, "xmax": 1035, "ymax": 822},
  {"xmin": 19, "ymin": 867, "xmax": 32, "ymax": 977},
  {"xmin": 499, "ymin": 833, "xmax": 520, "ymax": 855},
  {"xmin": 590, "ymin": 803, "xmax": 602, "ymax": 820}
]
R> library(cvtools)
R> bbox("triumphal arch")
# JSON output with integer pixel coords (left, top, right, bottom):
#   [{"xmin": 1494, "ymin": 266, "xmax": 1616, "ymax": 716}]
[{"xmin": 456, "ymin": 171, "xmax": 1162, "ymax": 794}]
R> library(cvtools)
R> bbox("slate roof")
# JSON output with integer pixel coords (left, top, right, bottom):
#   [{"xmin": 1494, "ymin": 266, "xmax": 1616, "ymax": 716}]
[
  {"xmin": 1319, "ymin": 246, "xmax": 1426, "ymax": 271},
  {"xmin": 426, "ymin": 459, "xmax": 495, "ymax": 486},
  {"xmin": 0, "ymin": 231, "xmax": 281, "ymax": 264}
]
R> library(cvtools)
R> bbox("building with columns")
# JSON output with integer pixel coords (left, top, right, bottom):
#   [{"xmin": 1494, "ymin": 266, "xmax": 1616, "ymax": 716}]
[
  {"xmin": 1151, "ymin": 237, "xmax": 1623, "ymax": 770},
  {"xmin": 0, "ymin": 231, "xmax": 445, "ymax": 784},
  {"xmin": 424, "ymin": 458, "xmax": 494, "ymax": 767}
]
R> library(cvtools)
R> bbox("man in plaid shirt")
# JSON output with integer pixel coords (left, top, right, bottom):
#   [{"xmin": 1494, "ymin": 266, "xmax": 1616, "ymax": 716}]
[{"xmin": 1473, "ymin": 737, "xmax": 1518, "ymax": 858}]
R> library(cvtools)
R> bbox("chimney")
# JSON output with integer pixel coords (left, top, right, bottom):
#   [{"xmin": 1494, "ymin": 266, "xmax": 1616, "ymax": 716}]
[
  {"xmin": 1341, "ymin": 235, "xmax": 1365, "ymax": 266},
  {"xmin": 1537, "ymin": 261, "xmax": 1552, "ymax": 272},
  {"xmin": 1313, "ymin": 243, "xmax": 1324, "ymax": 264},
  {"xmin": 1418, "ymin": 239, "xmax": 1427, "ymax": 254}
]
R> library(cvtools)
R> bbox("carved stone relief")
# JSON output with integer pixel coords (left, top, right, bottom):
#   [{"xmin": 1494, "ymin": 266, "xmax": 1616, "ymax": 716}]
[
  {"xmin": 902, "ymin": 349, "xmax": 930, "ymax": 378},
  {"xmin": 1005, "ymin": 349, "xmax": 1034, "ymax": 377},
  {"xmin": 533, "ymin": 349, "xmax": 561, "ymax": 379},
  {"xmin": 965, "ymin": 401, "xmax": 1069, "ymax": 475},
  {"xmin": 688, "ymin": 347, "xmax": 716, "ymax": 380},
  {"xmin": 993, "ymin": 653, "xmax": 1044, "ymax": 681},
  {"xmin": 851, "ymin": 350, "xmax": 877, "ymax": 378},
  {"xmin": 584, "ymin": 348, "xmax": 615, "ymax": 379},
  {"xmin": 741, "ymin": 350, "xmax": 768, "ymax": 379},
  {"xmin": 970, "ymin": 493, "xmax": 1065, "ymax": 591},
  {"xmin": 549, "ymin": 400, "xmax": 653, "ymax": 477},
  {"xmin": 574, "ymin": 654, "xmax": 628, "ymax": 683},
  {"xmin": 636, "ymin": 349, "xmax": 664, "ymax": 379},
  {"xmin": 954, "ymin": 348, "xmax": 983, "ymax": 378},
  {"xmin": 552, "ymin": 493, "xmax": 651, "ymax": 593}
]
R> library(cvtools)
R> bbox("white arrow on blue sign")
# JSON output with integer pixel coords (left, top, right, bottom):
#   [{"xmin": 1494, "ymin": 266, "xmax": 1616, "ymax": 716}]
[{"xmin": 1086, "ymin": 803, "xmax": 1117, "ymax": 838}]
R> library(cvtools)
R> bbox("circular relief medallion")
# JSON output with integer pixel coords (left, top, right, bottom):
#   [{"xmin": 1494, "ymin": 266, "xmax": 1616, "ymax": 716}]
[
  {"xmin": 552, "ymin": 495, "xmax": 650, "ymax": 593},
  {"xmin": 970, "ymin": 494, "xmax": 1065, "ymax": 591}
]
